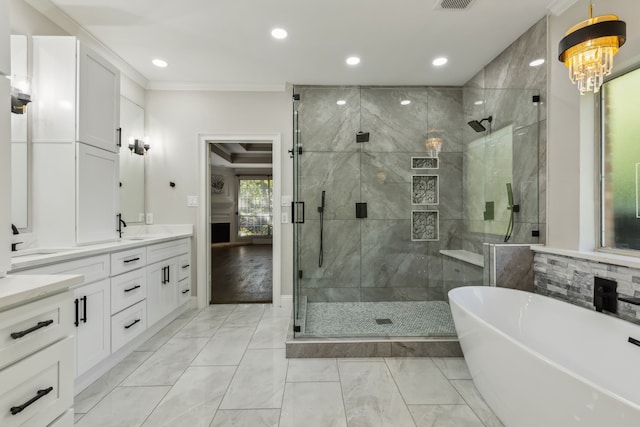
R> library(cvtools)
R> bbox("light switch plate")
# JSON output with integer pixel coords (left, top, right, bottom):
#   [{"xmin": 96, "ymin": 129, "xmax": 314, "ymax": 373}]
[
  {"xmin": 187, "ymin": 196, "xmax": 199, "ymax": 207},
  {"xmin": 281, "ymin": 212, "xmax": 289, "ymax": 223}
]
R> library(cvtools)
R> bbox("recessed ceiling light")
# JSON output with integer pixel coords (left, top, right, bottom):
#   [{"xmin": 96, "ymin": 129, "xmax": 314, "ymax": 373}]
[
  {"xmin": 346, "ymin": 56, "xmax": 361, "ymax": 66},
  {"xmin": 336, "ymin": 100, "xmax": 346, "ymax": 106},
  {"xmin": 271, "ymin": 28, "xmax": 288, "ymax": 39},
  {"xmin": 529, "ymin": 58, "xmax": 545, "ymax": 67},
  {"xmin": 432, "ymin": 57, "xmax": 448, "ymax": 66},
  {"xmin": 400, "ymin": 100, "xmax": 411, "ymax": 106},
  {"xmin": 474, "ymin": 100, "xmax": 484, "ymax": 105},
  {"xmin": 152, "ymin": 59, "xmax": 168, "ymax": 68}
]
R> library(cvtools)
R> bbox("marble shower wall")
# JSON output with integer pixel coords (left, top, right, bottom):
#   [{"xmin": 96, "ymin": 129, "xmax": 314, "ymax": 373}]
[
  {"xmin": 462, "ymin": 17, "xmax": 547, "ymax": 254},
  {"xmin": 294, "ymin": 86, "xmax": 463, "ymax": 302}
]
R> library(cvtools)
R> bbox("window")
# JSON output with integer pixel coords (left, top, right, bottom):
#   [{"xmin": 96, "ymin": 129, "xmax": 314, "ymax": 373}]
[
  {"xmin": 237, "ymin": 177, "xmax": 273, "ymax": 238},
  {"xmin": 600, "ymin": 67, "xmax": 640, "ymax": 252}
]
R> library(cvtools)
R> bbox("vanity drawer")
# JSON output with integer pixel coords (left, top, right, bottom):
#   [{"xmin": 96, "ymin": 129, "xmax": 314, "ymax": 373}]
[
  {"xmin": 177, "ymin": 254, "xmax": 191, "ymax": 281},
  {"xmin": 111, "ymin": 247, "xmax": 146, "ymax": 277},
  {"xmin": 0, "ymin": 291, "xmax": 72, "ymax": 370},
  {"xmin": 111, "ymin": 300, "xmax": 146, "ymax": 353},
  {"xmin": 178, "ymin": 277, "xmax": 191, "ymax": 305},
  {"xmin": 20, "ymin": 254, "xmax": 110, "ymax": 286},
  {"xmin": 111, "ymin": 269, "xmax": 146, "ymax": 315},
  {"xmin": 0, "ymin": 337, "xmax": 73, "ymax": 427},
  {"xmin": 146, "ymin": 239, "xmax": 189, "ymax": 265}
]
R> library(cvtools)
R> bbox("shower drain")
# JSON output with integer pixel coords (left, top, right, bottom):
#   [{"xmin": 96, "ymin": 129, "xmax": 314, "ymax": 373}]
[{"xmin": 375, "ymin": 318, "xmax": 393, "ymax": 325}]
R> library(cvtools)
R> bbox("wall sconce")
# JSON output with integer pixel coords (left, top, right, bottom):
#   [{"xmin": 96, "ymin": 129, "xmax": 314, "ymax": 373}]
[
  {"xmin": 9, "ymin": 75, "xmax": 32, "ymax": 114},
  {"xmin": 128, "ymin": 138, "xmax": 150, "ymax": 155}
]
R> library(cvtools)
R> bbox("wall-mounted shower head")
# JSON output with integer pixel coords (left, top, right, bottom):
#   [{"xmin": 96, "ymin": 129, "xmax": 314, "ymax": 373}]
[{"xmin": 467, "ymin": 116, "xmax": 493, "ymax": 132}]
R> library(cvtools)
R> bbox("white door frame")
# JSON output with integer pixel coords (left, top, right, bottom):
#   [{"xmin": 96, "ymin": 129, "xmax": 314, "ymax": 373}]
[{"xmin": 196, "ymin": 133, "xmax": 282, "ymax": 308}]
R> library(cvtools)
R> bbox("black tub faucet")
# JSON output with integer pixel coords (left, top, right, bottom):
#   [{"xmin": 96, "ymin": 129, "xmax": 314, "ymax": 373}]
[{"xmin": 594, "ymin": 277, "xmax": 617, "ymax": 313}]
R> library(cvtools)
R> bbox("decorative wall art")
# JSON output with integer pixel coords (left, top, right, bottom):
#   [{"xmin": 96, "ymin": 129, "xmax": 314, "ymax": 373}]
[
  {"xmin": 411, "ymin": 156, "xmax": 439, "ymax": 170},
  {"xmin": 411, "ymin": 210, "xmax": 439, "ymax": 241},
  {"xmin": 412, "ymin": 175, "xmax": 439, "ymax": 205},
  {"xmin": 211, "ymin": 174, "xmax": 226, "ymax": 194}
]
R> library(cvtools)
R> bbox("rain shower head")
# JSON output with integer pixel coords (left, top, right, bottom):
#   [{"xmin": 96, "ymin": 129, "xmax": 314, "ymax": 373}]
[{"xmin": 467, "ymin": 116, "xmax": 493, "ymax": 132}]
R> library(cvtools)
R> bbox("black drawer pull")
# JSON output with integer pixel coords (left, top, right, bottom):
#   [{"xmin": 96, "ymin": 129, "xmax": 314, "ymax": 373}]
[
  {"xmin": 124, "ymin": 285, "xmax": 141, "ymax": 293},
  {"xmin": 74, "ymin": 298, "xmax": 79, "ymax": 327},
  {"xmin": 182, "ymin": 289, "xmax": 190, "ymax": 294},
  {"xmin": 10, "ymin": 387, "xmax": 54, "ymax": 415},
  {"xmin": 123, "ymin": 257, "xmax": 141, "ymax": 264},
  {"xmin": 10, "ymin": 320, "xmax": 55, "ymax": 339},
  {"xmin": 124, "ymin": 319, "xmax": 141, "ymax": 329},
  {"xmin": 182, "ymin": 264, "xmax": 190, "ymax": 269},
  {"xmin": 81, "ymin": 295, "xmax": 88, "ymax": 324}
]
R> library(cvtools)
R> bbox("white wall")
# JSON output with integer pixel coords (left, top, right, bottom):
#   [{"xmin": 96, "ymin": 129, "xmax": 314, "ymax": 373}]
[
  {"xmin": 145, "ymin": 89, "xmax": 293, "ymax": 296},
  {"xmin": 547, "ymin": 1, "xmax": 640, "ymax": 250},
  {"xmin": 1, "ymin": 0, "xmax": 11, "ymax": 276}
]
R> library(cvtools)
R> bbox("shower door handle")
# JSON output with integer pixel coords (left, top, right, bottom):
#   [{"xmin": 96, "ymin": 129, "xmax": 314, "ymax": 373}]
[{"xmin": 292, "ymin": 201, "xmax": 305, "ymax": 224}]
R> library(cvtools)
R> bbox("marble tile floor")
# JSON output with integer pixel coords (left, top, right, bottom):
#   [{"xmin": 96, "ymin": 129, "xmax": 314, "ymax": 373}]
[{"xmin": 74, "ymin": 302, "xmax": 503, "ymax": 427}]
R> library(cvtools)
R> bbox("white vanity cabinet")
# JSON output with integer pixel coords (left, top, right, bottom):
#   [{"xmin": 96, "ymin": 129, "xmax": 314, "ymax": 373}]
[
  {"xmin": 110, "ymin": 247, "xmax": 148, "ymax": 353},
  {"xmin": 147, "ymin": 258, "xmax": 178, "ymax": 325},
  {"xmin": 31, "ymin": 36, "xmax": 120, "ymax": 247},
  {"xmin": 0, "ymin": 276, "xmax": 80, "ymax": 427},
  {"xmin": 73, "ymin": 279, "xmax": 111, "ymax": 377},
  {"xmin": 10, "ymin": 234, "xmax": 193, "ymax": 396},
  {"xmin": 146, "ymin": 239, "xmax": 191, "ymax": 326},
  {"xmin": 21, "ymin": 255, "xmax": 112, "ymax": 378}
]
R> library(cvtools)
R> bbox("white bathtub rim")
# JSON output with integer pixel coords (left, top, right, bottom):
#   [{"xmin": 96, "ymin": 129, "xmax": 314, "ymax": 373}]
[{"xmin": 449, "ymin": 286, "xmax": 640, "ymax": 413}]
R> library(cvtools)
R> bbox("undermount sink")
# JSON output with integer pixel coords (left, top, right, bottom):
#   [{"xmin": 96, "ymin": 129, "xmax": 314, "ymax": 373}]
[
  {"xmin": 122, "ymin": 235, "xmax": 163, "ymax": 241},
  {"xmin": 11, "ymin": 248, "xmax": 75, "ymax": 258}
]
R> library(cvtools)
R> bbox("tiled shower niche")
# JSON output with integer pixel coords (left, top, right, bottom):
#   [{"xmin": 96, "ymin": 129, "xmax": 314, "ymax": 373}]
[
  {"xmin": 412, "ymin": 175, "xmax": 439, "ymax": 205},
  {"xmin": 412, "ymin": 210, "xmax": 439, "ymax": 241}
]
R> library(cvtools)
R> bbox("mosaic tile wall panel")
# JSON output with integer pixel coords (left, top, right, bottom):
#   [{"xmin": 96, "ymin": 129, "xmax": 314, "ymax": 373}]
[
  {"xmin": 534, "ymin": 252, "xmax": 640, "ymax": 325},
  {"xmin": 412, "ymin": 175, "xmax": 439, "ymax": 205},
  {"xmin": 412, "ymin": 210, "xmax": 439, "ymax": 241},
  {"xmin": 412, "ymin": 157, "xmax": 439, "ymax": 169}
]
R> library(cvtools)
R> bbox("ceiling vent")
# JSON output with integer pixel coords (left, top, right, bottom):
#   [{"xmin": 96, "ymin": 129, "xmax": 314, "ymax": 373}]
[{"xmin": 433, "ymin": 0, "xmax": 477, "ymax": 10}]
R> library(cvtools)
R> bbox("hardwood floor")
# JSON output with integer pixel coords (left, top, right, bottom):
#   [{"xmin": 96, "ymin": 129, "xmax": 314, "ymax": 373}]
[{"xmin": 211, "ymin": 244, "xmax": 273, "ymax": 304}]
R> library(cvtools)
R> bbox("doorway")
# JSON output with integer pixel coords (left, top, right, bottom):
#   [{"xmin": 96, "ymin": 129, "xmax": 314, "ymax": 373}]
[{"xmin": 209, "ymin": 141, "xmax": 274, "ymax": 304}]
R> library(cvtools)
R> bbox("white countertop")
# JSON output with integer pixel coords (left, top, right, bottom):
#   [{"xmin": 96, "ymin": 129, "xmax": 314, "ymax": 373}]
[
  {"xmin": 439, "ymin": 250, "xmax": 484, "ymax": 267},
  {"xmin": 10, "ymin": 224, "xmax": 193, "ymax": 272},
  {"xmin": 0, "ymin": 274, "xmax": 84, "ymax": 310}
]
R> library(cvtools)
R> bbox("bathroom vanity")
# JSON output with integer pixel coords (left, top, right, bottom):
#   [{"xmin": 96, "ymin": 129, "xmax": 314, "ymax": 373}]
[
  {"xmin": 0, "ymin": 274, "xmax": 83, "ymax": 427},
  {"xmin": 9, "ymin": 228, "xmax": 193, "ymax": 396}
]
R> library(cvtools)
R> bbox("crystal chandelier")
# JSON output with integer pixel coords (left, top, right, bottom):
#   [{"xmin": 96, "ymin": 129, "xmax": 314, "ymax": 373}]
[{"xmin": 558, "ymin": 3, "xmax": 626, "ymax": 94}]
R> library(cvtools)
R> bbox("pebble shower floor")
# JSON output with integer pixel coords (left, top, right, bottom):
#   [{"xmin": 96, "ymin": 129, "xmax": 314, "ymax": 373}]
[{"xmin": 303, "ymin": 301, "xmax": 457, "ymax": 337}]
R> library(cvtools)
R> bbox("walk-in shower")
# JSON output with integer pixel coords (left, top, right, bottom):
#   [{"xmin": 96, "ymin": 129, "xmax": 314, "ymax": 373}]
[{"xmin": 291, "ymin": 86, "xmax": 541, "ymax": 340}]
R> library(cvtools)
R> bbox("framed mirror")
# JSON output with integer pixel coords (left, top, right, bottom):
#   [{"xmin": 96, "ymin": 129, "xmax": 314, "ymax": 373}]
[
  {"xmin": 119, "ymin": 96, "xmax": 145, "ymax": 223},
  {"xmin": 11, "ymin": 35, "xmax": 29, "ymax": 229}
]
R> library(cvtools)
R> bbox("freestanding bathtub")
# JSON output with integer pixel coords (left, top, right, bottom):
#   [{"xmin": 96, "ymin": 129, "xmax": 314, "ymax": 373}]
[{"xmin": 449, "ymin": 286, "xmax": 640, "ymax": 427}]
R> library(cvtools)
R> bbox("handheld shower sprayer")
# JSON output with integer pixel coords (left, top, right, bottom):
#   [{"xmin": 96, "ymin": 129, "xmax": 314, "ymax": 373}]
[{"xmin": 318, "ymin": 191, "xmax": 326, "ymax": 267}]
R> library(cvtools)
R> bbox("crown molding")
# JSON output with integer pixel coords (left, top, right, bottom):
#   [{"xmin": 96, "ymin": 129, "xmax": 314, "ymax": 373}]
[
  {"xmin": 146, "ymin": 81, "xmax": 287, "ymax": 92},
  {"xmin": 24, "ymin": 0, "xmax": 148, "ymax": 89}
]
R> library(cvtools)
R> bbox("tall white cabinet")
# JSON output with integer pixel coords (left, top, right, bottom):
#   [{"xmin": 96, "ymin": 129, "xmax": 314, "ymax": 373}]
[{"xmin": 32, "ymin": 36, "xmax": 120, "ymax": 247}]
